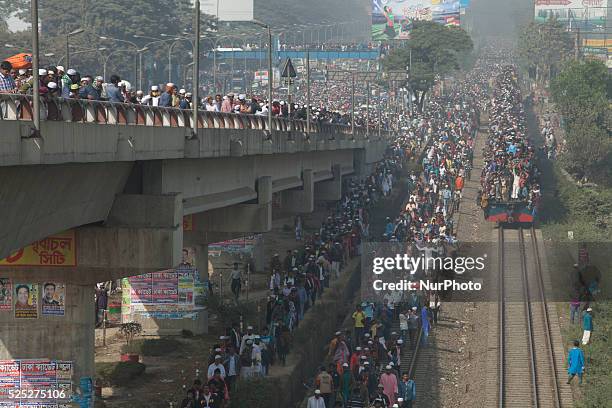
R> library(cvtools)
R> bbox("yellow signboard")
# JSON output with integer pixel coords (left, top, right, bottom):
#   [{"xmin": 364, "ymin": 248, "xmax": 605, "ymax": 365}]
[
  {"xmin": 183, "ymin": 215, "xmax": 194, "ymax": 231},
  {"xmin": 0, "ymin": 231, "xmax": 77, "ymax": 267}
]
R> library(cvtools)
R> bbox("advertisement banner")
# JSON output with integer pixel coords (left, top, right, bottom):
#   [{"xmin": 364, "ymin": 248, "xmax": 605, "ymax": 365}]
[
  {"xmin": 0, "ymin": 231, "xmax": 76, "ymax": 267},
  {"xmin": 14, "ymin": 283, "xmax": 38, "ymax": 319},
  {"xmin": 372, "ymin": 0, "xmax": 433, "ymax": 40},
  {"xmin": 0, "ymin": 360, "xmax": 20, "ymax": 398},
  {"xmin": 0, "ymin": 278, "xmax": 12, "ymax": 312},
  {"xmin": 0, "ymin": 360, "xmax": 72, "ymax": 403},
  {"xmin": 41, "ymin": 283, "xmax": 65, "ymax": 317},
  {"xmin": 534, "ymin": 0, "xmax": 607, "ymax": 29},
  {"xmin": 432, "ymin": 0, "xmax": 461, "ymax": 26},
  {"xmin": 19, "ymin": 360, "xmax": 56, "ymax": 391},
  {"xmin": 208, "ymin": 235, "xmax": 261, "ymax": 254},
  {"xmin": 122, "ymin": 266, "xmax": 204, "ymax": 320}
]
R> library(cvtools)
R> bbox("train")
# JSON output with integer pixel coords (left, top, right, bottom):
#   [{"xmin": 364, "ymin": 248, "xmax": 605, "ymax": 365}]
[{"xmin": 480, "ymin": 65, "xmax": 539, "ymax": 225}]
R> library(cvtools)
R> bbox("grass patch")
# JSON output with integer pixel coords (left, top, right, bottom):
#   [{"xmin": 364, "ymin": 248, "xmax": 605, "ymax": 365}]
[
  {"xmin": 538, "ymin": 144, "xmax": 612, "ymax": 407},
  {"xmin": 560, "ymin": 301, "xmax": 612, "ymax": 408},
  {"xmin": 120, "ymin": 338, "xmax": 182, "ymax": 356},
  {"xmin": 96, "ymin": 362, "xmax": 146, "ymax": 387}
]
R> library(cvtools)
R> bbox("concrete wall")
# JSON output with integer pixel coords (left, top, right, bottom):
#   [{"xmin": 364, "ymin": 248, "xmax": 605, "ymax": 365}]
[{"xmin": 0, "ymin": 278, "xmax": 95, "ymax": 385}]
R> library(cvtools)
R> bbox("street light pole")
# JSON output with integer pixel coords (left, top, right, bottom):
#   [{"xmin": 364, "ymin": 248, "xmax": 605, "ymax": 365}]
[
  {"xmin": 267, "ymin": 25, "xmax": 273, "ymax": 135},
  {"xmin": 65, "ymin": 28, "xmax": 85, "ymax": 69},
  {"xmin": 137, "ymin": 47, "xmax": 148, "ymax": 91},
  {"xmin": 31, "ymin": 0, "xmax": 40, "ymax": 137},
  {"xmin": 306, "ymin": 50, "xmax": 311, "ymax": 134},
  {"xmin": 192, "ymin": 0, "xmax": 200, "ymax": 138},
  {"xmin": 366, "ymin": 81, "xmax": 370, "ymax": 139},
  {"xmin": 351, "ymin": 72, "xmax": 355, "ymax": 136}
]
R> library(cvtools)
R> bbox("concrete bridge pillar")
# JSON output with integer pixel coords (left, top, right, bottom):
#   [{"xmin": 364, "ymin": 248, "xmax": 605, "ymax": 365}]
[
  {"xmin": 314, "ymin": 164, "xmax": 342, "ymax": 201},
  {"xmin": 281, "ymin": 169, "xmax": 314, "ymax": 213},
  {"xmin": 0, "ymin": 272, "xmax": 95, "ymax": 388}
]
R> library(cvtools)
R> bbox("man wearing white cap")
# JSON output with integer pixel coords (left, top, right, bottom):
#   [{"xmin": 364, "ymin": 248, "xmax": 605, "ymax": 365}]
[
  {"xmin": 141, "ymin": 85, "xmax": 161, "ymax": 106},
  {"xmin": 159, "ymin": 82, "xmax": 174, "ymax": 107},
  {"xmin": 307, "ymin": 389, "xmax": 326, "ymax": 408},
  {"xmin": 207, "ymin": 354, "xmax": 226, "ymax": 380},
  {"xmin": 380, "ymin": 365, "xmax": 399, "ymax": 405},
  {"xmin": 47, "ymin": 81, "xmax": 59, "ymax": 97},
  {"xmin": 239, "ymin": 325, "xmax": 255, "ymax": 353}
]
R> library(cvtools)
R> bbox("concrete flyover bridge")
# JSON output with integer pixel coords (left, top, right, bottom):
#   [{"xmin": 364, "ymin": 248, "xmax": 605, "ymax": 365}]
[{"xmin": 0, "ymin": 93, "xmax": 390, "ymax": 382}]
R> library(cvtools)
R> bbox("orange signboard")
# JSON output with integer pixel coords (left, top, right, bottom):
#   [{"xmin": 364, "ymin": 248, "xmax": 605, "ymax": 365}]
[
  {"xmin": 0, "ymin": 231, "xmax": 77, "ymax": 267},
  {"xmin": 183, "ymin": 215, "xmax": 194, "ymax": 231}
]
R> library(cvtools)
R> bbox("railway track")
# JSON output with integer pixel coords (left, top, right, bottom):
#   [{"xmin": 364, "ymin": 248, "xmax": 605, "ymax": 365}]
[{"xmin": 497, "ymin": 227, "xmax": 567, "ymax": 408}]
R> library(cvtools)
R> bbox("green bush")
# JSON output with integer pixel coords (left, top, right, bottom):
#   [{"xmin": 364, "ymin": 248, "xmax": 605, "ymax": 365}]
[
  {"xmin": 120, "ymin": 338, "xmax": 182, "ymax": 356},
  {"xmin": 96, "ymin": 362, "xmax": 146, "ymax": 387}
]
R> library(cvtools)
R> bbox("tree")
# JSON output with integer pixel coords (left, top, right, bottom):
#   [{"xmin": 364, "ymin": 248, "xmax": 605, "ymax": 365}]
[
  {"xmin": 518, "ymin": 19, "xmax": 573, "ymax": 84},
  {"xmin": 382, "ymin": 21, "xmax": 473, "ymax": 112},
  {"xmin": 551, "ymin": 59, "xmax": 611, "ymax": 127},
  {"xmin": 551, "ymin": 59, "xmax": 612, "ymax": 183}
]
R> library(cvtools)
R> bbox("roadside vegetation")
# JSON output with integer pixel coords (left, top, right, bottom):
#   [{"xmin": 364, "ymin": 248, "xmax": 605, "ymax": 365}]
[{"xmin": 519, "ymin": 21, "xmax": 611, "ymax": 408}]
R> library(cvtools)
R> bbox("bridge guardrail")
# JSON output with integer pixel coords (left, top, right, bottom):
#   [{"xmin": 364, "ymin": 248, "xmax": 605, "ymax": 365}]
[{"xmin": 0, "ymin": 94, "xmax": 390, "ymax": 140}]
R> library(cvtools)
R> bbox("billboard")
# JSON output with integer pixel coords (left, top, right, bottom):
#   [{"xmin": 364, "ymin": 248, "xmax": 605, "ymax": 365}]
[
  {"xmin": 372, "ymin": 0, "xmax": 433, "ymax": 40},
  {"xmin": 534, "ymin": 0, "xmax": 607, "ymax": 30},
  {"xmin": 201, "ymin": 0, "xmax": 254, "ymax": 22},
  {"xmin": 372, "ymin": 0, "xmax": 462, "ymax": 40},
  {"xmin": 432, "ymin": 0, "xmax": 461, "ymax": 26}
]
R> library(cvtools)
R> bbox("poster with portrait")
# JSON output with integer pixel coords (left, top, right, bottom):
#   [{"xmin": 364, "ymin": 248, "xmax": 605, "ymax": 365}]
[
  {"xmin": 14, "ymin": 283, "xmax": 38, "ymax": 319},
  {"xmin": 41, "ymin": 282, "xmax": 66, "ymax": 316},
  {"xmin": 0, "ymin": 278, "xmax": 12, "ymax": 311}
]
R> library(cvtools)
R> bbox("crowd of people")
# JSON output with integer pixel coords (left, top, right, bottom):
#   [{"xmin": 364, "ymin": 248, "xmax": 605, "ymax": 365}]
[
  {"xmin": 300, "ymin": 67, "xmax": 484, "ymax": 408},
  {"xmin": 0, "ymin": 58, "xmax": 402, "ymax": 132},
  {"xmin": 478, "ymin": 65, "xmax": 541, "ymax": 209},
  {"xmin": 178, "ymin": 149, "xmax": 405, "ymax": 408}
]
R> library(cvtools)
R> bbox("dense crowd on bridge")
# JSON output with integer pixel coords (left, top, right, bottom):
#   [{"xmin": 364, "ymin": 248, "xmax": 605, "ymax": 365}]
[
  {"xmin": 0, "ymin": 58, "xmax": 400, "ymax": 131},
  {"xmin": 478, "ymin": 65, "xmax": 541, "ymax": 210}
]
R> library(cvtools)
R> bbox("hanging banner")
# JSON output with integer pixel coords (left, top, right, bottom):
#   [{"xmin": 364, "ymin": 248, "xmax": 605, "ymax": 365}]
[
  {"xmin": 0, "ymin": 278, "xmax": 12, "ymax": 311},
  {"xmin": 0, "ymin": 231, "xmax": 76, "ymax": 267},
  {"xmin": 14, "ymin": 283, "xmax": 38, "ymax": 319},
  {"xmin": 41, "ymin": 282, "xmax": 66, "ymax": 317}
]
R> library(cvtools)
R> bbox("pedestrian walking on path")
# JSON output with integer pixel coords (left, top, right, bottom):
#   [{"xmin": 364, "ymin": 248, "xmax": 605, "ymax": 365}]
[
  {"xmin": 582, "ymin": 307, "xmax": 593, "ymax": 345},
  {"xmin": 567, "ymin": 340, "xmax": 585, "ymax": 385}
]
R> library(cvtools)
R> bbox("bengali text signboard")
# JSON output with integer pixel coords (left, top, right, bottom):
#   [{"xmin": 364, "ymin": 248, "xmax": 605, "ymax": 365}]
[{"xmin": 0, "ymin": 232, "xmax": 76, "ymax": 267}]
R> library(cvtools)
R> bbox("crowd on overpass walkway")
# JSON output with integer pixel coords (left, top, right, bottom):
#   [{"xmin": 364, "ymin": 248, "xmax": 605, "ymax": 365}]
[
  {"xmin": 301, "ymin": 63, "xmax": 486, "ymax": 408},
  {"xmin": 1, "ymin": 57, "xmax": 403, "ymax": 132},
  {"xmin": 176, "ymin": 149, "xmax": 405, "ymax": 408}
]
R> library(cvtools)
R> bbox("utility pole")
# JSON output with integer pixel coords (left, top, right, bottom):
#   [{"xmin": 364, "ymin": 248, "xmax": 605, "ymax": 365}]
[
  {"xmin": 31, "ymin": 0, "xmax": 40, "ymax": 137},
  {"xmin": 306, "ymin": 50, "xmax": 311, "ymax": 134},
  {"xmin": 366, "ymin": 81, "xmax": 370, "ymax": 139},
  {"xmin": 192, "ymin": 0, "xmax": 200, "ymax": 138},
  {"xmin": 351, "ymin": 73, "xmax": 355, "ymax": 136}
]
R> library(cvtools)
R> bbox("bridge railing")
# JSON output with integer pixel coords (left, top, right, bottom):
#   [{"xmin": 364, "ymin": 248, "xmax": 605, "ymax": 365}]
[{"xmin": 0, "ymin": 94, "xmax": 376, "ymax": 138}]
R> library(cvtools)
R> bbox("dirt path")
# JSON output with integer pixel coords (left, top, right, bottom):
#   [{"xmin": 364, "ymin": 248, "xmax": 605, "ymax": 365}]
[{"xmin": 417, "ymin": 119, "xmax": 496, "ymax": 408}]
